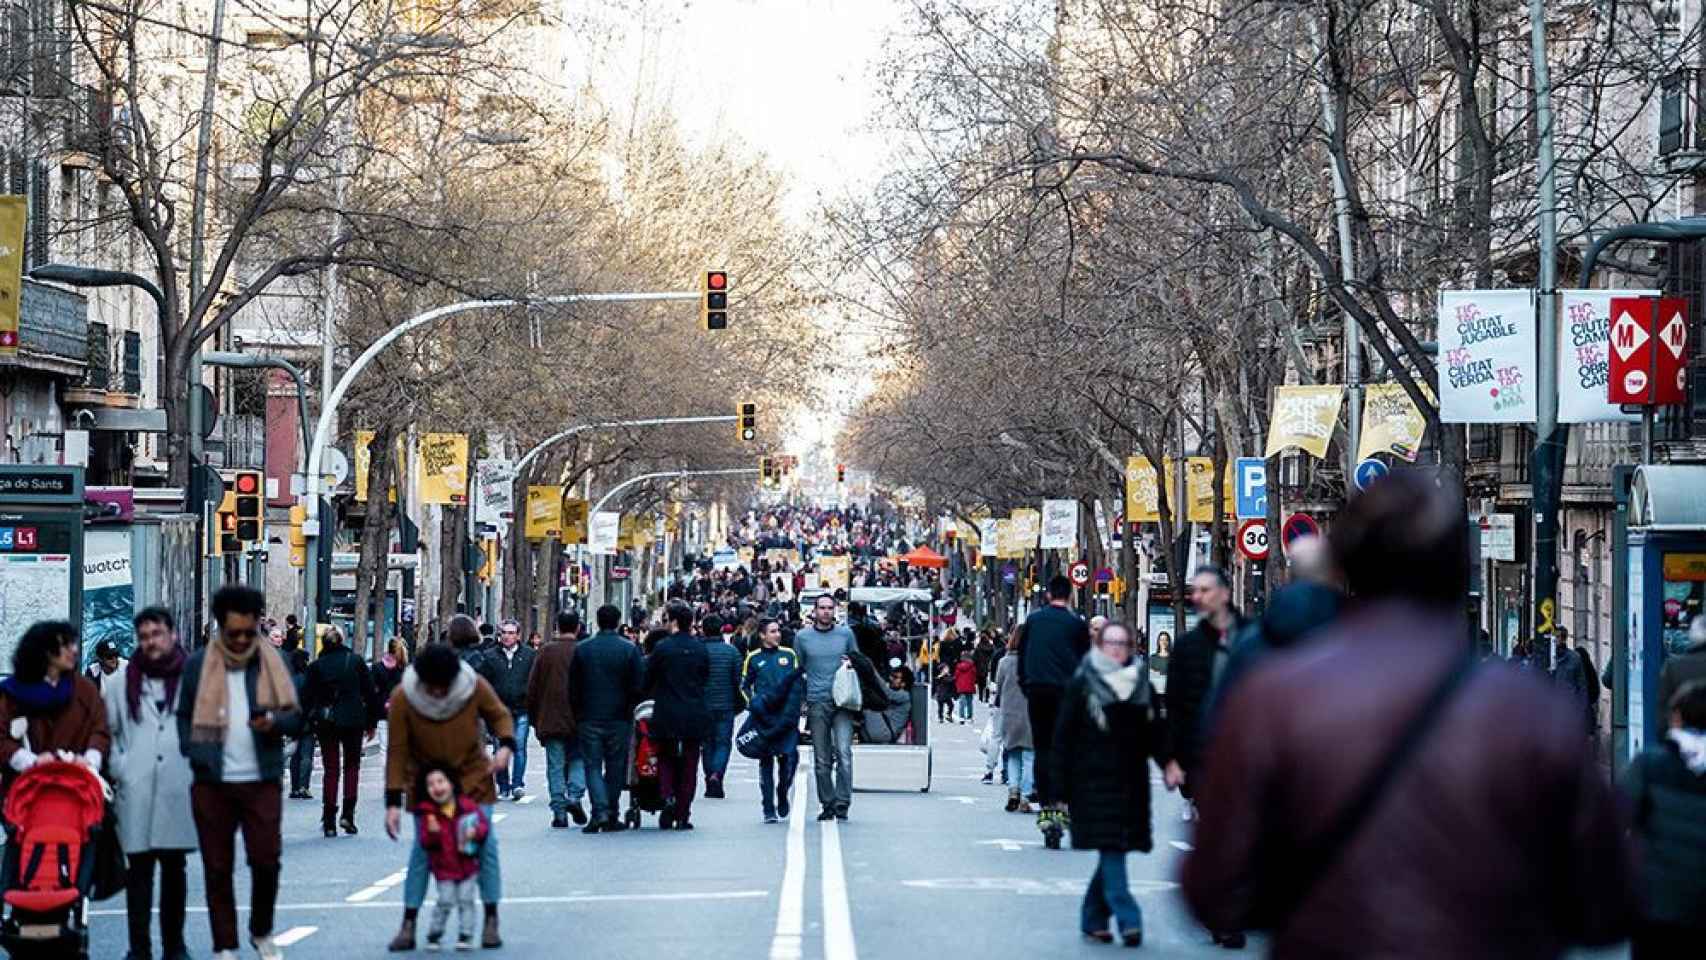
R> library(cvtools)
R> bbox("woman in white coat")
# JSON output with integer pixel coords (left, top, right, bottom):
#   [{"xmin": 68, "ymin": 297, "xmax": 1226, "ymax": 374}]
[{"xmin": 103, "ymin": 607, "xmax": 198, "ymax": 960}]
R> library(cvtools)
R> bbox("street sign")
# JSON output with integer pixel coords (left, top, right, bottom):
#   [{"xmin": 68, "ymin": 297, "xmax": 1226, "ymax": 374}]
[
  {"xmin": 1001, "ymin": 563, "xmax": 1018, "ymax": 585},
  {"xmin": 1280, "ymin": 513, "xmax": 1320, "ymax": 554},
  {"xmin": 1067, "ymin": 560, "xmax": 1091, "ymax": 587},
  {"xmin": 1234, "ymin": 457, "xmax": 1267, "ymax": 519},
  {"xmin": 1609, "ymin": 296, "xmax": 1689, "ymax": 406},
  {"xmin": 609, "ymin": 565, "xmax": 631, "ymax": 581},
  {"xmin": 1237, "ymin": 519, "xmax": 1269, "ymax": 561},
  {"xmin": 1352, "ymin": 458, "xmax": 1389, "ymax": 491},
  {"xmin": 1093, "ymin": 567, "xmax": 1114, "ymax": 584}
]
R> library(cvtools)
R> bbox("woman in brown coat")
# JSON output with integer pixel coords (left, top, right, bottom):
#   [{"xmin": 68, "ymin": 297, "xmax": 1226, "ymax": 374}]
[{"xmin": 0, "ymin": 620, "xmax": 111, "ymax": 786}]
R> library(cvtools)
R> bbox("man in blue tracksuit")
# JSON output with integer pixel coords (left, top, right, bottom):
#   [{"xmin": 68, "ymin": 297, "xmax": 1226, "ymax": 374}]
[
  {"xmin": 700, "ymin": 615, "xmax": 745, "ymax": 798},
  {"xmin": 742, "ymin": 620, "xmax": 805, "ymax": 823}
]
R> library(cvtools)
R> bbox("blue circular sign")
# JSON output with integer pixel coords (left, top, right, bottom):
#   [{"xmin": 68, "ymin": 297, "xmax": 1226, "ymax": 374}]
[
  {"xmin": 1352, "ymin": 457, "xmax": 1390, "ymax": 491},
  {"xmin": 1001, "ymin": 564, "xmax": 1018, "ymax": 585}
]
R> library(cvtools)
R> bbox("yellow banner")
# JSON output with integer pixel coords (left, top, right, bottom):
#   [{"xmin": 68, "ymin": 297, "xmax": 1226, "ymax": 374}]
[
  {"xmin": 524, "ymin": 485, "xmax": 562, "ymax": 541},
  {"xmin": 1126, "ymin": 457, "xmax": 1220, "ymax": 523},
  {"xmin": 561, "ymin": 497, "xmax": 588, "ymax": 545},
  {"xmin": 417, "ymin": 433, "xmax": 468, "ymax": 505},
  {"xmin": 1356, "ymin": 383, "xmax": 1430, "ymax": 463},
  {"xmin": 998, "ymin": 508, "xmax": 1039, "ymax": 557},
  {"xmin": 1173, "ymin": 457, "xmax": 1218, "ymax": 523},
  {"xmin": 0, "ymin": 197, "xmax": 21, "ymax": 356},
  {"xmin": 1265, "ymin": 385, "xmax": 1344, "ymax": 459},
  {"xmin": 1125, "ymin": 457, "xmax": 1161, "ymax": 523},
  {"xmin": 817, "ymin": 555, "xmax": 851, "ymax": 590},
  {"xmin": 353, "ymin": 430, "xmax": 402, "ymax": 503}
]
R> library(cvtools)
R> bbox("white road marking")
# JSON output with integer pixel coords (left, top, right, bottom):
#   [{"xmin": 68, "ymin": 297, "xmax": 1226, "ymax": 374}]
[
  {"xmin": 977, "ymin": 839, "xmax": 1039, "ymax": 852},
  {"xmin": 346, "ymin": 869, "xmax": 407, "ymax": 903},
  {"xmin": 1169, "ymin": 840, "xmax": 1194, "ymax": 852},
  {"xmin": 955, "ymin": 796, "xmax": 977, "ymax": 805},
  {"xmin": 517, "ymin": 793, "xmax": 538, "ymax": 805},
  {"xmin": 90, "ymin": 890, "xmax": 769, "ymax": 917},
  {"xmin": 769, "ymin": 772, "xmax": 807, "ymax": 960},
  {"xmin": 492, "ymin": 813, "xmax": 508, "ymax": 823},
  {"xmin": 821, "ymin": 817, "xmax": 858, "ymax": 960},
  {"xmin": 273, "ymin": 926, "xmax": 318, "ymax": 946}
]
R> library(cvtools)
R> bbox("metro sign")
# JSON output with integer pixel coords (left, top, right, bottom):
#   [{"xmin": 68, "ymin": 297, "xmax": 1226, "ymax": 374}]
[{"xmin": 1608, "ymin": 296, "xmax": 1689, "ymax": 406}]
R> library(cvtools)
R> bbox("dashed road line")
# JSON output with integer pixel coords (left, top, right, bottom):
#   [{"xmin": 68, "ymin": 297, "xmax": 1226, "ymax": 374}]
[
  {"xmin": 1169, "ymin": 840, "xmax": 1194, "ymax": 852},
  {"xmin": 273, "ymin": 926, "xmax": 318, "ymax": 946},
  {"xmin": 346, "ymin": 869, "xmax": 406, "ymax": 903}
]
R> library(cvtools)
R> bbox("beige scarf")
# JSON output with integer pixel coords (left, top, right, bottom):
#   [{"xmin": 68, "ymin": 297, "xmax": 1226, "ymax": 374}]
[{"xmin": 190, "ymin": 632, "xmax": 299, "ymax": 743}]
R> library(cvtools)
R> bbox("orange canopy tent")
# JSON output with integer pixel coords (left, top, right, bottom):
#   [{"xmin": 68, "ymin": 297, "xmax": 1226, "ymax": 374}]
[{"xmin": 898, "ymin": 545, "xmax": 949, "ymax": 569}]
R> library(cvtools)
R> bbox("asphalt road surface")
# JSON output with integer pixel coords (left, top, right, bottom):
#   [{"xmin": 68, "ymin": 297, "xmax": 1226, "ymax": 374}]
[{"xmin": 85, "ymin": 699, "xmax": 1629, "ymax": 959}]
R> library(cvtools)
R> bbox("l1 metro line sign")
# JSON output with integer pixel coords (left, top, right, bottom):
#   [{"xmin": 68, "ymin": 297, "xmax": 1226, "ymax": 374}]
[{"xmin": 1608, "ymin": 296, "xmax": 1689, "ymax": 406}]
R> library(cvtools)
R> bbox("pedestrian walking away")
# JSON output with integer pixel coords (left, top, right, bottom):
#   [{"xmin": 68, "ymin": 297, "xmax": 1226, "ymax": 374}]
[
  {"xmin": 1017, "ymin": 575, "xmax": 1091, "ymax": 848},
  {"xmin": 699, "ymin": 614, "xmax": 746, "ymax": 799},
  {"xmin": 383, "ymin": 641, "xmax": 515, "ymax": 951},
  {"xmin": 994, "ymin": 625, "xmax": 1035, "ymax": 812},
  {"xmin": 414, "ymin": 762, "xmax": 490, "ymax": 952},
  {"xmin": 742, "ymin": 618, "xmax": 805, "ymax": 823},
  {"xmin": 646, "ymin": 605, "xmax": 712, "ymax": 829},
  {"xmin": 279, "ymin": 630, "xmax": 315, "ymax": 801},
  {"xmin": 528, "ymin": 611, "xmax": 586, "ymax": 828},
  {"xmin": 1623, "ymin": 680, "xmax": 1706, "ymax": 959},
  {"xmin": 176, "ymin": 586, "xmax": 303, "ymax": 960},
  {"xmin": 954, "ymin": 651, "xmax": 977, "ymax": 722},
  {"xmin": 1053, "ymin": 621, "xmax": 1159, "ymax": 948},
  {"xmin": 104, "ymin": 607, "xmax": 197, "ymax": 960},
  {"xmin": 797, "ymin": 594, "xmax": 858, "ymax": 821},
  {"xmin": 570, "ymin": 604, "xmax": 646, "ymax": 833},
  {"xmin": 478, "ymin": 619, "xmax": 536, "ymax": 800},
  {"xmin": 302, "ymin": 625, "xmax": 382, "ymax": 837}
]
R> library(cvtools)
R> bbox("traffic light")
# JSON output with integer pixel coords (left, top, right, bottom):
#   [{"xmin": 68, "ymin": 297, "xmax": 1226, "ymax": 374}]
[
  {"xmin": 759, "ymin": 456, "xmax": 776, "ymax": 488},
  {"xmin": 288, "ymin": 505, "xmax": 307, "ymax": 568},
  {"xmin": 837, "ymin": 464, "xmax": 846, "ymax": 484},
  {"xmin": 231, "ymin": 469, "xmax": 263, "ymax": 543},
  {"xmin": 218, "ymin": 511, "xmax": 241, "ymax": 556},
  {"xmin": 702, "ymin": 270, "xmax": 728, "ymax": 330},
  {"xmin": 738, "ymin": 401, "xmax": 757, "ymax": 442}
]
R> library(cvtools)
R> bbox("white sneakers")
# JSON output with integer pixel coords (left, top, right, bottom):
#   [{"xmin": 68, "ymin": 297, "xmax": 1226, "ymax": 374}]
[
  {"xmin": 252, "ymin": 935, "xmax": 284, "ymax": 960},
  {"xmin": 1181, "ymin": 801, "xmax": 1196, "ymax": 822}
]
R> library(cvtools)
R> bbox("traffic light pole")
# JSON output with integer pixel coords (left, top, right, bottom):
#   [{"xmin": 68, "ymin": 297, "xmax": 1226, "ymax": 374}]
[{"xmin": 301, "ymin": 291, "xmax": 700, "ymax": 636}]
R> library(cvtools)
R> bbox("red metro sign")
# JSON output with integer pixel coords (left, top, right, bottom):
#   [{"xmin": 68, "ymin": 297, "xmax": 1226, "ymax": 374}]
[{"xmin": 1607, "ymin": 296, "xmax": 1689, "ymax": 406}]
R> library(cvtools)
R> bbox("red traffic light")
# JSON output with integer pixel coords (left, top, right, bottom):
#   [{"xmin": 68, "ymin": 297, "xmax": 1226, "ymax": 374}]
[
  {"xmin": 234, "ymin": 473, "xmax": 259, "ymax": 494},
  {"xmin": 706, "ymin": 271, "xmax": 727, "ymax": 291}
]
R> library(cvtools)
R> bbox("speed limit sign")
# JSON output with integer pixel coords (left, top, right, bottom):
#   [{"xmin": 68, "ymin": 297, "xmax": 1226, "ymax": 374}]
[
  {"xmin": 1237, "ymin": 519, "xmax": 1270, "ymax": 561},
  {"xmin": 1068, "ymin": 560, "xmax": 1091, "ymax": 587}
]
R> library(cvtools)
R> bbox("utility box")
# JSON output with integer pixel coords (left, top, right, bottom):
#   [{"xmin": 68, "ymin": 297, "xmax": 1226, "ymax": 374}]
[
  {"xmin": 0, "ymin": 466, "xmax": 85, "ymax": 669},
  {"xmin": 1622, "ymin": 465, "xmax": 1706, "ymax": 756}
]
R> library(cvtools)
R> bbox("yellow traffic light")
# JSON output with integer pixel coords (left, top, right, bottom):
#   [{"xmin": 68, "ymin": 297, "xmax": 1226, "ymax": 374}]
[
  {"xmin": 702, "ymin": 271, "xmax": 729, "ymax": 330},
  {"xmin": 288, "ymin": 505, "xmax": 307, "ymax": 567},
  {"xmin": 738, "ymin": 401, "xmax": 757, "ymax": 442}
]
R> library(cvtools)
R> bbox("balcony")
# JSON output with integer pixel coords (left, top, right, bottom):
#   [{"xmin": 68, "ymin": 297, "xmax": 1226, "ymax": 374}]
[
  {"xmin": 65, "ymin": 321, "xmax": 143, "ymax": 405},
  {"xmin": 0, "ymin": 278, "xmax": 87, "ymax": 377},
  {"xmin": 1659, "ymin": 68, "xmax": 1706, "ymax": 170},
  {"xmin": 61, "ymin": 85, "xmax": 115, "ymax": 163}
]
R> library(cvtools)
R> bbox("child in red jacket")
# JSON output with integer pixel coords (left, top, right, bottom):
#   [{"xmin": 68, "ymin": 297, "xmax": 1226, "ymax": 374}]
[
  {"xmin": 416, "ymin": 763, "xmax": 489, "ymax": 950},
  {"xmin": 954, "ymin": 653, "xmax": 978, "ymax": 723}
]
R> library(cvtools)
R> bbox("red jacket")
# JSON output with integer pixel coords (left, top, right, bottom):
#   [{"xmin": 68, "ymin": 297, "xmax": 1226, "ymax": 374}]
[
  {"xmin": 1181, "ymin": 601, "xmax": 1637, "ymax": 959},
  {"xmin": 414, "ymin": 796, "xmax": 488, "ymax": 883},
  {"xmin": 953, "ymin": 660, "xmax": 978, "ymax": 695}
]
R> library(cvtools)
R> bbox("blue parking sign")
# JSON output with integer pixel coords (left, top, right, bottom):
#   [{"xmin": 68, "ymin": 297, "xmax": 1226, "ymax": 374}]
[{"xmin": 1235, "ymin": 458, "xmax": 1267, "ymax": 519}]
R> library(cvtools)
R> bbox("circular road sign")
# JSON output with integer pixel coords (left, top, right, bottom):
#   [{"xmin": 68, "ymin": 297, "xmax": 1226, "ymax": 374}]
[
  {"xmin": 1068, "ymin": 560, "xmax": 1092, "ymax": 588},
  {"xmin": 1237, "ymin": 519, "xmax": 1269, "ymax": 561},
  {"xmin": 1351, "ymin": 457, "xmax": 1389, "ymax": 491},
  {"xmin": 1093, "ymin": 567, "xmax": 1115, "ymax": 584},
  {"xmin": 1281, "ymin": 512, "xmax": 1321, "ymax": 554}
]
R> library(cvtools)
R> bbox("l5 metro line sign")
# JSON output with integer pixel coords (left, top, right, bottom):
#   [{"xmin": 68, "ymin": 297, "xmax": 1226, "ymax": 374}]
[{"xmin": 1608, "ymin": 296, "xmax": 1689, "ymax": 406}]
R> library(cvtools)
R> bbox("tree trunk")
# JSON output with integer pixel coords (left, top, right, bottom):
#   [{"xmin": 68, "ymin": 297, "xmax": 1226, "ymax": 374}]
[
  {"xmin": 533, "ymin": 537, "xmax": 559, "ymax": 631},
  {"xmin": 353, "ymin": 421, "xmax": 396, "ymax": 660},
  {"xmin": 163, "ymin": 347, "xmax": 194, "ymax": 492},
  {"xmin": 438, "ymin": 505, "xmax": 467, "ymax": 623}
]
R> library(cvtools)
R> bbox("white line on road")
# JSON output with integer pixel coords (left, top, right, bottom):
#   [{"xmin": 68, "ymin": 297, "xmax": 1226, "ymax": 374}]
[
  {"xmin": 273, "ymin": 926, "xmax": 318, "ymax": 946},
  {"xmin": 492, "ymin": 813, "xmax": 508, "ymax": 823},
  {"xmin": 90, "ymin": 890, "xmax": 769, "ymax": 918},
  {"xmin": 1169, "ymin": 840, "xmax": 1194, "ymax": 852},
  {"xmin": 769, "ymin": 772, "xmax": 807, "ymax": 960},
  {"xmin": 955, "ymin": 796, "xmax": 977, "ymax": 805},
  {"xmin": 517, "ymin": 793, "xmax": 538, "ymax": 805},
  {"xmin": 346, "ymin": 870, "xmax": 407, "ymax": 903},
  {"xmin": 821, "ymin": 817, "xmax": 858, "ymax": 960}
]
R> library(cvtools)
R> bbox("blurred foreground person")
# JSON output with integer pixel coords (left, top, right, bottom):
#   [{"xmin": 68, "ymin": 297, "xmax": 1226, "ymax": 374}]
[
  {"xmin": 1181, "ymin": 470, "xmax": 1637, "ymax": 958},
  {"xmin": 1624, "ymin": 680, "xmax": 1706, "ymax": 959}
]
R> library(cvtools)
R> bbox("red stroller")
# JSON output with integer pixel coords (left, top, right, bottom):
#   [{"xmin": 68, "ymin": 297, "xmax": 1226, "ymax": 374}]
[
  {"xmin": 1, "ymin": 761, "xmax": 106, "ymax": 959},
  {"xmin": 623, "ymin": 700, "xmax": 663, "ymax": 829}
]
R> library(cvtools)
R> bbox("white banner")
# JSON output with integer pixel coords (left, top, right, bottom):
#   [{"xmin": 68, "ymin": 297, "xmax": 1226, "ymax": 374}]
[
  {"xmin": 1039, "ymin": 499, "xmax": 1079, "ymax": 550},
  {"xmin": 473, "ymin": 459, "xmax": 516, "ymax": 526},
  {"xmin": 978, "ymin": 518, "xmax": 1001, "ymax": 551},
  {"xmin": 1439, "ymin": 289, "xmax": 1537, "ymax": 423},
  {"xmin": 1558, "ymin": 289, "xmax": 1648, "ymax": 423},
  {"xmin": 1092, "ymin": 499, "xmax": 1112, "ymax": 555},
  {"xmin": 588, "ymin": 511, "xmax": 621, "ymax": 555}
]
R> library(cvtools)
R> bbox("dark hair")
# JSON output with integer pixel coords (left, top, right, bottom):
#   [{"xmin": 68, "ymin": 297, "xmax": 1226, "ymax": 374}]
[
  {"xmin": 847, "ymin": 601, "xmax": 867, "ymax": 619},
  {"xmin": 445, "ymin": 614, "xmax": 480, "ymax": 650},
  {"xmin": 416, "ymin": 761, "xmax": 461, "ymax": 801},
  {"xmin": 134, "ymin": 606, "xmax": 175, "ymax": 632},
  {"xmin": 667, "ymin": 604, "xmax": 694, "ymax": 632},
  {"xmin": 12, "ymin": 621, "xmax": 76, "ymax": 682},
  {"xmin": 95, "ymin": 640, "xmax": 121, "ymax": 660},
  {"xmin": 1330, "ymin": 469, "xmax": 1468, "ymax": 606},
  {"xmin": 1672, "ymin": 680, "xmax": 1706, "ymax": 729},
  {"xmin": 210, "ymin": 585, "xmax": 264, "ymax": 625},
  {"xmin": 814, "ymin": 593, "xmax": 836, "ymax": 608},
  {"xmin": 642, "ymin": 628, "xmax": 670, "ymax": 654},
  {"xmin": 596, "ymin": 605, "xmax": 622, "ymax": 630},
  {"xmin": 1047, "ymin": 575, "xmax": 1072, "ymax": 600},
  {"xmin": 478, "ymin": 623, "xmax": 495, "ymax": 638},
  {"xmin": 1192, "ymin": 567, "xmax": 1232, "ymax": 590},
  {"xmin": 415, "ymin": 644, "xmax": 461, "ymax": 687},
  {"xmin": 556, "ymin": 611, "xmax": 581, "ymax": 636},
  {"xmin": 701, "ymin": 615, "xmax": 724, "ymax": 636}
]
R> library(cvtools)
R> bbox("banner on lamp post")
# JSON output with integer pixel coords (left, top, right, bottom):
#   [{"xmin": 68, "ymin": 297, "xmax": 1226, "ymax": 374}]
[
  {"xmin": 1438, "ymin": 289, "xmax": 1537, "ymax": 423},
  {"xmin": 1264, "ymin": 386, "xmax": 1345, "ymax": 458},
  {"xmin": 1558, "ymin": 290, "xmax": 1650, "ymax": 423},
  {"xmin": 1356, "ymin": 383, "xmax": 1431, "ymax": 462},
  {"xmin": 1039, "ymin": 500, "xmax": 1079, "ymax": 550},
  {"xmin": 417, "ymin": 433, "xmax": 469, "ymax": 505},
  {"xmin": 588, "ymin": 511, "xmax": 621, "ymax": 555}
]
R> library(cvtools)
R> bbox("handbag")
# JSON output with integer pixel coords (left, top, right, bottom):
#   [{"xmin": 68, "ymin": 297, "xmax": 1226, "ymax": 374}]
[
  {"xmin": 831, "ymin": 661, "xmax": 862, "ymax": 712},
  {"xmin": 90, "ymin": 806, "xmax": 127, "ymax": 901},
  {"xmin": 735, "ymin": 713, "xmax": 766, "ymax": 760}
]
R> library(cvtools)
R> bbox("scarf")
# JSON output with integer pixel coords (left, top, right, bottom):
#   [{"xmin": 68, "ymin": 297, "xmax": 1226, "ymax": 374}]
[
  {"xmin": 1670, "ymin": 727, "xmax": 1706, "ymax": 775},
  {"xmin": 126, "ymin": 645, "xmax": 187, "ymax": 723},
  {"xmin": 400, "ymin": 661, "xmax": 478, "ymax": 722},
  {"xmin": 1082, "ymin": 648, "xmax": 1145, "ymax": 732},
  {"xmin": 0, "ymin": 675, "xmax": 74, "ymax": 716},
  {"xmin": 190, "ymin": 633, "xmax": 299, "ymax": 744},
  {"xmin": 381, "ymin": 653, "xmax": 399, "ymax": 671}
]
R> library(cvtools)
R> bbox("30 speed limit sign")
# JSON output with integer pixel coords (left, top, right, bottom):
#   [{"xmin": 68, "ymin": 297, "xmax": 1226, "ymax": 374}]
[{"xmin": 1237, "ymin": 519, "xmax": 1270, "ymax": 561}]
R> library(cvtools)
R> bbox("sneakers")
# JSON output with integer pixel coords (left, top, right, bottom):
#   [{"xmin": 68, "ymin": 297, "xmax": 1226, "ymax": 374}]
[
  {"xmin": 1182, "ymin": 801, "xmax": 1196, "ymax": 823},
  {"xmin": 834, "ymin": 812, "xmax": 848, "ymax": 822},
  {"xmin": 816, "ymin": 808, "xmax": 836, "ymax": 822},
  {"xmin": 567, "ymin": 801, "xmax": 588, "ymax": 825},
  {"xmin": 455, "ymin": 934, "xmax": 475, "ymax": 952},
  {"xmin": 252, "ymin": 935, "xmax": 284, "ymax": 960},
  {"xmin": 510, "ymin": 787, "xmax": 525, "ymax": 802},
  {"xmin": 387, "ymin": 919, "xmax": 417, "ymax": 952},
  {"xmin": 581, "ymin": 821, "xmax": 605, "ymax": 835},
  {"xmin": 980, "ymin": 772, "xmax": 994, "ymax": 785},
  {"xmin": 425, "ymin": 930, "xmax": 444, "ymax": 952},
  {"xmin": 1122, "ymin": 929, "xmax": 1144, "ymax": 948},
  {"xmin": 340, "ymin": 814, "xmax": 358, "ymax": 835},
  {"xmin": 1005, "ymin": 790, "xmax": 1020, "ymax": 812},
  {"xmin": 659, "ymin": 803, "xmax": 676, "ymax": 831},
  {"xmin": 550, "ymin": 812, "xmax": 569, "ymax": 829},
  {"xmin": 704, "ymin": 777, "xmax": 725, "ymax": 799},
  {"xmin": 763, "ymin": 812, "xmax": 779, "ymax": 824}
]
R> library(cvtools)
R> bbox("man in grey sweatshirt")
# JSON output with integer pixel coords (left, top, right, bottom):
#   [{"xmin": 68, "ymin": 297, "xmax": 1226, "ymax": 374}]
[{"xmin": 798, "ymin": 593, "xmax": 857, "ymax": 820}]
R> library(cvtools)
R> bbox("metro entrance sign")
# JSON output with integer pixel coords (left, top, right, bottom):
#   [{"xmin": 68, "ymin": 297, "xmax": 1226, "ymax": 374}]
[{"xmin": 1608, "ymin": 296, "xmax": 1689, "ymax": 406}]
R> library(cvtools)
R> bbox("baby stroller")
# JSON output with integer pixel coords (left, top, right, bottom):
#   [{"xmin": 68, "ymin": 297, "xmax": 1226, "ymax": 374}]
[
  {"xmin": 0, "ymin": 761, "xmax": 107, "ymax": 959},
  {"xmin": 624, "ymin": 700, "xmax": 663, "ymax": 829}
]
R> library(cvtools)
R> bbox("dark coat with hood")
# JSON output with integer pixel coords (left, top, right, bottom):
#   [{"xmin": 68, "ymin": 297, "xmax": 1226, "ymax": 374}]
[
  {"xmin": 1052, "ymin": 652, "xmax": 1160, "ymax": 853},
  {"xmin": 645, "ymin": 632, "xmax": 710, "ymax": 740},
  {"xmin": 304, "ymin": 643, "xmax": 382, "ymax": 732},
  {"xmin": 1624, "ymin": 732, "xmax": 1706, "ymax": 926},
  {"xmin": 1207, "ymin": 582, "xmax": 1342, "ymax": 731}
]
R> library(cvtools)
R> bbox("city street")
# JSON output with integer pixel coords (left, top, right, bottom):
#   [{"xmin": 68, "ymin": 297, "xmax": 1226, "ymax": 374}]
[{"xmin": 87, "ymin": 702, "xmax": 1237, "ymax": 959}]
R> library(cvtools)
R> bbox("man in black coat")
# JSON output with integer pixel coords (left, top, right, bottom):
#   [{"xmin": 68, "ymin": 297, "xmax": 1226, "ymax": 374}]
[
  {"xmin": 647, "ymin": 605, "xmax": 711, "ymax": 829},
  {"xmin": 847, "ymin": 601, "xmax": 889, "ymax": 669},
  {"xmin": 478, "ymin": 619, "xmax": 537, "ymax": 801},
  {"xmin": 1018, "ymin": 576, "xmax": 1092, "ymax": 819},
  {"xmin": 570, "ymin": 605, "xmax": 645, "ymax": 833}
]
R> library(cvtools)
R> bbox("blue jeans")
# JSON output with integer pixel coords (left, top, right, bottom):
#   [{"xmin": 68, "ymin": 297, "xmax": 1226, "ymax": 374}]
[
  {"xmin": 577, "ymin": 720, "xmax": 631, "ymax": 824},
  {"xmin": 404, "ymin": 804, "xmax": 500, "ymax": 909},
  {"xmin": 758, "ymin": 749, "xmax": 798, "ymax": 818},
  {"xmin": 1003, "ymin": 748, "xmax": 1035, "ymax": 797},
  {"xmin": 806, "ymin": 702, "xmax": 854, "ymax": 816},
  {"xmin": 494, "ymin": 713, "xmax": 529, "ymax": 793},
  {"xmin": 541, "ymin": 736, "xmax": 586, "ymax": 815},
  {"xmin": 958, "ymin": 693, "xmax": 974, "ymax": 719},
  {"xmin": 702, "ymin": 710, "xmax": 734, "ymax": 782},
  {"xmin": 1081, "ymin": 850, "xmax": 1143, "ymax": 936}
]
